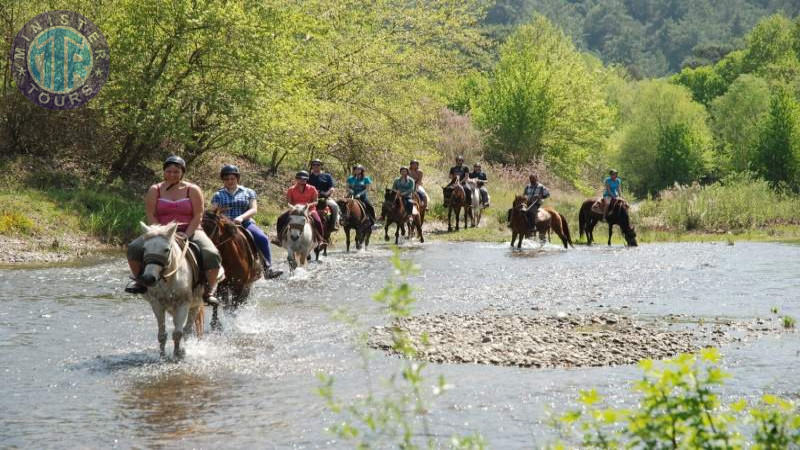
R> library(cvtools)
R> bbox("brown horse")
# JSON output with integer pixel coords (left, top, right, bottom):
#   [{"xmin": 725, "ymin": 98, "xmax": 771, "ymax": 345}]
[
  {"xmin": 316, "ymin": 197, "xmax": 335, "ymax": 257},
  {"xmin": 382, "ymin": 189, "xmax": 424, "ymax": 244},
  {"xmin": 538, "ymin": 206, "xmax": 574, "ymax": 249},
  {"xmin": 443, "ymin": 182, "xmax": 471, "ymax": 232},
  {"xmin": 201, "ymin": 208, "xmax": 263, "ymax": 330},
  {"xmin": 509, "ymin": 195, "xmax": 529, "ymax": 249},
  {"xmin": 578, "ymin": 198, "xmax": 638, "ymax": 246},
  {"xmin": 337, "ymin": 197, "xmax": 373, "ymax": 252}
]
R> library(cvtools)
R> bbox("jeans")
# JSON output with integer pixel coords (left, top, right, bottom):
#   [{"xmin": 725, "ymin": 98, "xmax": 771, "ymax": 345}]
[{"xmin": 244, "ymin": 221, "xmax": 272, "ymax": 265}]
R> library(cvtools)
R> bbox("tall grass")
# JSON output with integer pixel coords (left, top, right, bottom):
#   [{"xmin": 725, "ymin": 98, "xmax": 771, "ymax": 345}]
[{"xmin": 637, "ymin": 173, "xmax": 800, "ymax": 232}]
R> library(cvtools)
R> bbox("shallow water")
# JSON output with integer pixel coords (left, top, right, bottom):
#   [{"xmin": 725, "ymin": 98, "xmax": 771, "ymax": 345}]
[{"xmin": 1, "ymin": 240, "xmax": 798, "ymax": 448}]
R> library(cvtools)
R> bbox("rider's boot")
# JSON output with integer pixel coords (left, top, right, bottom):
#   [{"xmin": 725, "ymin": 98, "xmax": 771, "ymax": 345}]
[
  {"xmin": 203, "ymin": 284, "xmax": 220, "ymax": 306},
  {"xmin": 264, "ymin": 262, "xmax": 283, "ymax": 279}
]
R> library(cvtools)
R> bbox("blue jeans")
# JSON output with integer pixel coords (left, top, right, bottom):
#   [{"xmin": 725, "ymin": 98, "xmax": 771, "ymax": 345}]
[{"xmin": 245, "ymin": 221, "xmax": 272, "ymax": 266}]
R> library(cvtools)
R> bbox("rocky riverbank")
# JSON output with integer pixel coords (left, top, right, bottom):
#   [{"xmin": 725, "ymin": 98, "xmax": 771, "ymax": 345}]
[
  {"xmin": 370, "ymin": 312, "xmax": 791, "ymax": 368},
  {"xmin": 0, "ymin": 235, "xmax": 114, "ymax": 265}
]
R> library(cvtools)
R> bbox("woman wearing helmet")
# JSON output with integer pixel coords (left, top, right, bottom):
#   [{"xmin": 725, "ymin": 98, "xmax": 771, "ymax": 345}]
[
  {"xmin": 210, "ymin": 165, "xmax": 283, "ymax": 279},
  {"xmin": 346, "ymin": 164, "xmax": 376, "ymax": 223},
  {"xmin": 602, "ymin": 169, "xmax": 622, "ymax": 218},
  {"xmin": 275, "ymin": 170, "xmax": 325, "ymax": 244},
  {"xmin": 126, "ymin": 155, "xmax": 222, "ymax": 305}
]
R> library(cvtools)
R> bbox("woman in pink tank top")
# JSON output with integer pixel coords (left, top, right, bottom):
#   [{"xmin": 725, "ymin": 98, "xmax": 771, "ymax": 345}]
[{"xmin": 126, "ymin": 156, "xmax": 221, "ymax": 305}]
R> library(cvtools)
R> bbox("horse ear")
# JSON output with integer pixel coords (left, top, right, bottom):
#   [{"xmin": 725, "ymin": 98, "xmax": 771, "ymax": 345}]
[
  {"xmin": 140, "ymin": 221, "xmax": 150, "ymax": 233},
  {"xmin": 166, "ymin": 221, "xmax": 178, "ymax": 238}
]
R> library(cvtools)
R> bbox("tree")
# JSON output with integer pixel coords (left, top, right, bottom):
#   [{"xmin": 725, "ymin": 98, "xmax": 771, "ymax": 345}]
[
  {"xmin": 616, "ymin": 81, "xmax": 712, "ymax": 196},
  {"xmin": 755, "ymin": 85, "xmax": 800, "ymax": 190},
  {"xmin": 672, "ymin": 65, "xmax": 728, "ymax": 105},
  {"xmin": 710, "ymin": 74, "xmax": 770, "ymax": 174},
  {"xmin": 474, "ymin": 15, "xmax": 613, "ymax": 184}
]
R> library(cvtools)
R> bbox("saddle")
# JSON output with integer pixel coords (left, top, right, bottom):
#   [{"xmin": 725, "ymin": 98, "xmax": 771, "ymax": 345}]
[
  {"xmin": 174, "ymin": 234, "xmax": 204, "ymax": 288},
  {"xmin": 236, "ymin": 224, "xmax": 261, "ymax": 269}
]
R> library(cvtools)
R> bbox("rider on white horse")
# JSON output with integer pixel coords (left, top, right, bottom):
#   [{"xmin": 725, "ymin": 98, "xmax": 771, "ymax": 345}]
[
  {"xmin": 126, "ymin": 155, "xmax": 221, "ymax": 306},
  {"xmin": 468, "ymin": 162, "xmax": 490, "ymax": 208}
]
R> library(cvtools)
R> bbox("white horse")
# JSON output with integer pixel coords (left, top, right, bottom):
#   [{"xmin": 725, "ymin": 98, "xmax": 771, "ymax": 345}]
[
  {"xmin": 464, "ymin": 178, "xmax": 486, "ymax": 227},
  {"xmin": 282, "ymin": 205, "xmax": 317, "ymax": 271},
  {"xmin": 138, "ymin": 222, "xmax": 204, "ymax": 359}
]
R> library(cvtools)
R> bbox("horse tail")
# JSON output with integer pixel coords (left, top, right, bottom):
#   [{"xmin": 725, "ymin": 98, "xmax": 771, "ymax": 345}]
[{"xmin": 560, "ymin": 212, "xmax": 574, "ymax": 248}]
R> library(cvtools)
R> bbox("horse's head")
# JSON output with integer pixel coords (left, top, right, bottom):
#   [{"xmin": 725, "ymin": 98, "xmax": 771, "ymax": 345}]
[
  {"xmin": 613, "ymin": 201, "xmax": 638, "ymax": 247},
  {"xmin": 625, "ymin": 226, "xmax": 638, "ymax": 247},
  {"xmin": 384, "ymin": 188, "xmax": 394, "ymax": 203},
  {"xmin": 139, "ymin": 221, "xmax": 178, "ymax": 286},
  {"xmin": 202, "ymin": 207, "xmax": 236, "ymax": 243},
  {"xmin": 288, "ymin": 205, "xmax": 309, "ymax": 241},
  {"xmin": 512, "ymin": 195, "xmax": 528, "ymax": 210}
]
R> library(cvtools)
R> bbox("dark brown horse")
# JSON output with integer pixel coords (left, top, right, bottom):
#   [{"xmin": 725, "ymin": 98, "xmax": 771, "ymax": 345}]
[
  {"xmin": 337, "ymin": 197, "xmax": 372, "ymax": 252},
  {"xmin": 509, "ymin": 195, "xmax": 528, "ymax": 249},
  {"xmin": 316, "ymin": 197, "xmax": 335, "ymax": 257},
  {"xmin": 201, "ymin": 208, "xmax": 263, "ymax": 330},
  {"xmin": 382, "ymin": 189, "xmax": 424, "ymax": 244},
  {"xmin": 579, "ymin": 198, "xmax": 638, "ymax": 246},
  {"xmin": 443, "ymin": 181, "xmax": 471, "ymax": 232}
]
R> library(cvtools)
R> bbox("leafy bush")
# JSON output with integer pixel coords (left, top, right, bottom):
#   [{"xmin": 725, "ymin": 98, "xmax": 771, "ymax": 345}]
[
  {"xmin": 553, "ymin": 348, "xmax": 800, "ymax": 448},
  {"xmin": 0, "ymin": 211, "xmax": 35, "ymax": 235}
]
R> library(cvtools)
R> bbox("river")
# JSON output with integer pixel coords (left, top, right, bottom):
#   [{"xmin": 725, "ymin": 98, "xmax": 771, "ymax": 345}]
[{"xmin": 1, "ymin": 241, "xmax": 798, "ymax": 448}]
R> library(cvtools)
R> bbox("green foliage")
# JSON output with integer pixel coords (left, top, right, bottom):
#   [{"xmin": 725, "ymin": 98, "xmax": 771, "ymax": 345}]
[
  {"xmin": 755, "ymin": 85, "xmax": 800, "ymax": 191},
  {"xmin": 710, "ymin": 74, "xmax": 771, "ymax": 174},
  {"xmin": 636, "ymin": 173, "xmax": 800, "ymax": 232},
  {"xmin": 615, "ymin": 81, "xmax": 712, "ymax": 196},
  {"xmin": 672, "ymin": 66, "xmax": 728, "ymax": 105},
  {"xmin": 474, "ymin": 15, "xmax": 612, "ymax": 184},
  {"xmin": 783, "ymin": 316, "xmax": 796, "ymax": 329},
  {"xmin": 318, "ymin": 248, "xmax": 484, "ymax": 449},
  {"xmin": 554, "ymin": 348, "xmax": 800, "ymax": 448},
  {"xmin": 445, "ymin": 71, "xmax": 489, "ymax": 115},
  {"xmin": 0, "ymin": 211, "xmax": 35, "ymax": 235}
]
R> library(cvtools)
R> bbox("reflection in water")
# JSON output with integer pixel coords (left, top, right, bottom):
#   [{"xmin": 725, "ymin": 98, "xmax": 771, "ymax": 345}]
[
  {"xmin": 119, "ymin": 371, "xmax": 222, "ymax": 440},
  {"xmin": 0, "ymin": 242, "xmax": 798, "ymax": 447}
]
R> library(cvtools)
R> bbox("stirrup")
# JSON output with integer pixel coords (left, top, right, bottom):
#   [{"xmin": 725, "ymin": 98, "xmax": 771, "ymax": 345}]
[{"xmin": 124, "ymin": 280, "xmax": 147, "ymax": 294}]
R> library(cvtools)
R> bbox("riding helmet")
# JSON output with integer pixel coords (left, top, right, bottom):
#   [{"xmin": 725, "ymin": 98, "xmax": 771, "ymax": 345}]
[
  {"xmin": 220, "ymin": 164, "xmax": 240, "ymax": 178},
  {"xmin": 296, "ymin": 170, "xmax": 310, "ymax": 180},
  {"xmin": 399, "ymin": 166, "xmax": 409, "ymax": 173},
  {"xmin": 410, "ymin": 159, "xmax": 419, "ymax": 165},
  {"xmin": 353, "ymin": 164, "xmax": 365, "ymax": 171},
  {"xmin": 310, "ymin": 158, "xmax": 323, "ymax": 166},
  {"xmin": 163, "ymin": 155, "xmax": 186, "ymax": 172},
  {"xmin": 609, "ymin": 169, "xmax": 618, "ymax": 175},
  {"xmin": 456, "ymin": 155, "xmax": 464, "ymax": 161}
]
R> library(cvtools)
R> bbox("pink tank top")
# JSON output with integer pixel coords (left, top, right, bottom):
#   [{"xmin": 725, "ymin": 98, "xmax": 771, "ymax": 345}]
[{"xmin": 155, "ymin": 184, "xmax": 194, "ymax": 231}]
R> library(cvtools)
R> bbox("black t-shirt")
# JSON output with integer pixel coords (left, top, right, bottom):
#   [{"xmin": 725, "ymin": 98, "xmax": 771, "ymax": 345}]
[
  {"xmin": 449, "ymin": 165, "xmax": 469, "ymax": 181},
  {"xmin": 469, "ymin": 171, "xmax": 487, "ymax": 181},
  {"xmin": 309, "ymin": 172, "xmax": 335, "ymax": 193}
]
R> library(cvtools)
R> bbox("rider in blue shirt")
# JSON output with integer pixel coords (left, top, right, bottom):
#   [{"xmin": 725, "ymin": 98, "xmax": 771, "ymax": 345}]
[
  {"xmin": 346, "ymin": 164, "xmax": 377, "ymax": 223},
  {"xmin": 602, "ymin": 169, "xmax": 622, "ymax": 218}
]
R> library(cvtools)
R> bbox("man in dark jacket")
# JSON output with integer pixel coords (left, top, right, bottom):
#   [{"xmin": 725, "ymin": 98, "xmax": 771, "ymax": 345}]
[{"xmin": 308, "ymin": 159, "xmax": 339, "ymax": 231}]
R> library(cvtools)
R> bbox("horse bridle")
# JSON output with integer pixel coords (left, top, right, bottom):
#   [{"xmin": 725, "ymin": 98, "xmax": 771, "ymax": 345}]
[
  {"xmin": 204, "ymin": 215, "xmax": 237, "ymax": 248},
  {"xmin": 142, "ymin": 236, "xmax": 189, "ymax": 281}
]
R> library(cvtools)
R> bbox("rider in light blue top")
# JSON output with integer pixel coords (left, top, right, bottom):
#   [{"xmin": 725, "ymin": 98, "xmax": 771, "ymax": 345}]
[
  {"xmin": 346, "ymin": 164, "xmax": 377, "ymax": 223},
  {"xmin": 602, "ymin": 169, "xmax": 622, "ymax": 217}
]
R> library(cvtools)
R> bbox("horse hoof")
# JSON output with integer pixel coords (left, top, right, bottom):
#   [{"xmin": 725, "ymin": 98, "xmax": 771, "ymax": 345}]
[
  {"xmin": 210, "ymin": 319, "xmax": 223, "ymax": 332},
  {"xmin": 384, "ymin": 236, "xmax": 390, "ymax": 242},
  {"xmin": 174, "ymin": 348, "xmax": 186, "ymax": 360}
]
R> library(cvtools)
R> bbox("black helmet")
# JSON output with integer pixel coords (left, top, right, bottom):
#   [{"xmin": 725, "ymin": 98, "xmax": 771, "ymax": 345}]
[
  {"xmin": 399, "ymin": 166, "xmax": 409, "ymax": 173},
  {"xmin": 220, "ymin": 164, "xmax": 240, "ymax": 178},
  {"xmin": 609, "ymin": 169, "xmax": 618, "ymax": 175},
  {"xmin": 295, "ymin": 170, "xmax": 310, "ymax": 180},
  {"xmin": 310, "ymin": 158, "xmax": 323, "ymax": 166},
  {"xmin": 410, "ymin": 159, "xmax": 419, "ymax": 165},
  {"xmin": 163, "ymin": 155, "xmax": 186, "ymax": 171},
  {"xmin": 353, "ymin": 164, "xmax": 365, "ymax": 171}
]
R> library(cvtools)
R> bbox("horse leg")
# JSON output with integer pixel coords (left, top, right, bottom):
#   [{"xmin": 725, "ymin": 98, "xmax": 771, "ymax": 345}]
[
  {"xmin": 447, "ymin": 207, "xmax": 453, "ymax": 232},
  {"xmin": 395, "ymin": 223, "xmax": 400, "ymax": 245},
  {"xmin": 416, "ymin": 218, "xmax": 424, "ymax": 243},
  {"xmin": 608, "ymin": 223, "xmax": 613, "ymax": 246},
  {"xmin": 364, "ymin": 228, "xmax": 371, "ymax": 250},
  {"xmin": 150, "ymin": 302, "xmax": 167, "ymax": 357},
  {"xmin": 172, "ymin": 303, "xmax": 190, "ymax": 360},
  {"xmin": 183, "ymin": 301, "xmax": 200, "ymax": 339},
  {"xmin": 384, "ymin": 223, "xmax": 391, "ymax": 241},
  {"xmin": 345, "ymin": 227, "xmax": 351, "ymax": 252},
  {"xmin": 299, "ymin": 251, "xmax": 307, "ymax": 267},
  {"xmin": 210, "ymin": 304, "xmax": 223, "ymax": 331},
  {"xmin": 191, "ymin": 303, "xmax": 203, "ymax": 338}
]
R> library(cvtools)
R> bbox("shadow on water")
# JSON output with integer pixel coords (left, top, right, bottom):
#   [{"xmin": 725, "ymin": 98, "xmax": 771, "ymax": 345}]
[{"xmin": 71, "ymin": 351, "xmax": 162, "ymax": 374}]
